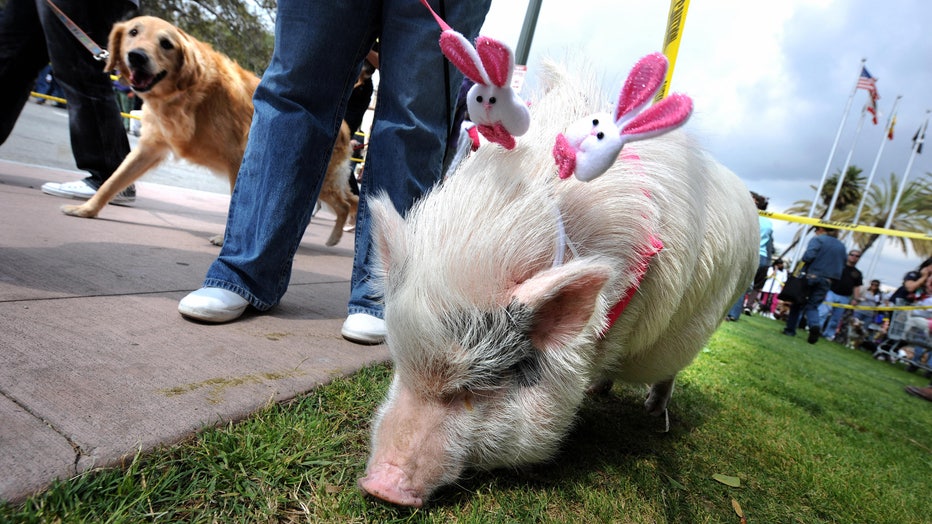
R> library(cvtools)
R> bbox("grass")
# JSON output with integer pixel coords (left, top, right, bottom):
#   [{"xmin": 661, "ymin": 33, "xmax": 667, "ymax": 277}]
[{"xmin": 2, "ymin": 315, "xmax": 931, "ymax": 523}]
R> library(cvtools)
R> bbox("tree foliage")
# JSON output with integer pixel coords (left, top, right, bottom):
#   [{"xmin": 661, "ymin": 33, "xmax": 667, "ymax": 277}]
[
  {"xmin": 785, "ymin": 166, "xmax": 932, "ymax": 259},
  {"xmin": 137, "ymin": 0, "xmax": 276, "ymax": 76}
]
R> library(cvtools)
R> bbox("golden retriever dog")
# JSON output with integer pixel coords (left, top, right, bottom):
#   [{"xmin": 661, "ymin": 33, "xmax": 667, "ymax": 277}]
[{"xmin": 61, "ymin": 16, "xmax": 356, "ymax": 247}]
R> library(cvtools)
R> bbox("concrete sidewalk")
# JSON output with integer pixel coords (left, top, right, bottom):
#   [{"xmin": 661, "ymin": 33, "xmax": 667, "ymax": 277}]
[{"xmin": 0, "ymin": 160, "xmax": 387, "ymax": 503}]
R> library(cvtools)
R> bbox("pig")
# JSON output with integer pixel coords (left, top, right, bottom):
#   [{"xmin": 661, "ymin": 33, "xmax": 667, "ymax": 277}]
[{"xmin": 357, "ymin": 61, "xmax": 759, "ymax": 507}]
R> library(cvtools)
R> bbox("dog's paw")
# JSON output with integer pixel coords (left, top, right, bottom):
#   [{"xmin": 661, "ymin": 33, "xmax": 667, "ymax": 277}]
[
  {"xmin": 208, "ymin": 234, "xmax": 224, "ymax": 246},
  {"xmin": 60, "ymin": 204, "xmax": 97, "ymax": 218}
]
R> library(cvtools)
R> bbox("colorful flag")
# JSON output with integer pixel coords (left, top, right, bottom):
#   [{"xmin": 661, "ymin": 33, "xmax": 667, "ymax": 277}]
[
  {"xmin": 866, "ymin": 96, "xmax": 879, "ymax": 125},
  {"xmin": 887, "ymin": 115, "xmax": 896, "ymax": 140}
]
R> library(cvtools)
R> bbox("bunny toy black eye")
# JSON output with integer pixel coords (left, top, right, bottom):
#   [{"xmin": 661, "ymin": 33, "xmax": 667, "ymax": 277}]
[
  {"xmin": 489, "ymin": 96, "xmax": 496, "ymax": 104},
  {"xmin": 592, "ymin": 118, "xmax": 600, "ymax": 126},
  {"xmin": 596, "ymin": 132, "xmax": 605, "ymax": 139},
  {"xmin": 475, "ymin": 95, "xmax": 483, "ymax": 103}
]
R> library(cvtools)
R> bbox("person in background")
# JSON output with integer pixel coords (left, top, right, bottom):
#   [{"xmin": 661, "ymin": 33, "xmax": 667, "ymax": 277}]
[
  {"xmin": 343, "ymin": 45, "xmax": 378, "ymax": 198},
  {"xmin": 726, "ymin": 191, "xmax": 773, "ymax": 321},
  {"xmin": 758, "ymin": 258, "xmax": 788, "ymax": 319},
  {"xmin": 177, "ymin": 1, "xmax": 493, "ymax": 346},
  {"xmin": 0, "ymin": 0, "xmax": 138, "ymax": 204},
  {"xmin": 782, "ymin": 225, "xmax": 847, "ymax": 344},
  {"xmin": 820, "ymin": 249, "xmax": 864, "ymax": 341},
  {"xmin": 855, "ymin": 279, "xmax": 885, "ymax": 324}
]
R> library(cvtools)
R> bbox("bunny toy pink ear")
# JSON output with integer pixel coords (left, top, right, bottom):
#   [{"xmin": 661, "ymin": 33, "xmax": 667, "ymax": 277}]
[
  {"xmin": 419, "ymin": 0, "xmax": 531, "ymax": 150},
  {"xmin": 552, "ymin": 52, "xmax": 693, "ymax": 181}
]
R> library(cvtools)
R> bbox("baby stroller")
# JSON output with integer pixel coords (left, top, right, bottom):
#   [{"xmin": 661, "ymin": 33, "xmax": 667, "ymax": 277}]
[{"xmin": 873, "ymin": 300, "xmax": 932, "ymax": 373}]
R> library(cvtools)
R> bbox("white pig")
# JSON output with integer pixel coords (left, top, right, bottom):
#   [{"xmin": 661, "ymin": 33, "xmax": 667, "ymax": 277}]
[{"xmin": 358, "ymin": 61, "xmax": 759, "ymax": 507}]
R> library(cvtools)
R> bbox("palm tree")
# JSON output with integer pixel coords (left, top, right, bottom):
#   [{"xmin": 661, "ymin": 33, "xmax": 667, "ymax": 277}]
[
  {"xmin": 819, "ymin": 166, "xmax": 865, "ymax": 213},
  {"xmin": 781, "ymin": 166, "xmax": 866, "ymax": 257},
  {"xmin": 783, "ymin": 169, "xmax": 932, "ymax": 259}
]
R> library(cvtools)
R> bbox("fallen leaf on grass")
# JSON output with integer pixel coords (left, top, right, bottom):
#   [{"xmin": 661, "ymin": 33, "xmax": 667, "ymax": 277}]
[
  {"xmin": 712, "ymin": 473, "xmax": 741, "ymax": 487},
  {"xmin": 732, "ymin": 498, "xmax": 747, "ymax": 523}
]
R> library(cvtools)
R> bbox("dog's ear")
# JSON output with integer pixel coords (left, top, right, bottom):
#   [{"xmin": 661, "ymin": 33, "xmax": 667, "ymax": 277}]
[
  {"xmin": 174, "ymin": 31, "xmax": 206, "ymax": 91},
  {"xmin": 105, "ymin": 21, "xmax": 127, "ymax": 76}
]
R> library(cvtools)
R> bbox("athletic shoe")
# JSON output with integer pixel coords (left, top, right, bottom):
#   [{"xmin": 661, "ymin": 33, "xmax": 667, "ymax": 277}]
[
  {"xmin": 807, "ymin": 327, "xmax": 821, "ymax": 344},
  {"xmin": 341, "ymin": 313, "xmax": 386, "ymax": 344},
  {"xmin": 178, "ymin": 287, "xmax": 249, "ymax": 323},
  {"xmin": 904, "ymin": 385, "xmax": 932, "ymax": 402},
  {"xmin": 41, "ymin": 179, "xmax": 136, "ymax": 206}
]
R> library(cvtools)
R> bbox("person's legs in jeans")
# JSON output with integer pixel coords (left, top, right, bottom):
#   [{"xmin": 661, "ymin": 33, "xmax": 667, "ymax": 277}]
[
  {"xmin": 200, "ymin": 1, "xmax": 379, "ymax": 310},
  {"xmin": 823, "ymin": 293, "xmax": 851, "ymax": 340},
  {"xmin": 42, "ymin": 0, "xmax": 134, "ymax": 187},
  {"xmin": 804, "ymin": 278, "xmax": 831, "ymax": 342},
  {"xmin": 347, "ymin": 0, "xmax": 491, "ymax": 321}
]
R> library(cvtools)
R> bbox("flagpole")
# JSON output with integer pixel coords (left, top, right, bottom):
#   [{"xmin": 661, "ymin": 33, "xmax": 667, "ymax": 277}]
[
  {"xmin": 852, "ymin": 95, "xmax": 902, "ymax": 227},
  {"xmin": 825, "ymin": 105, "xmax": 869, "ymax": 221},
  {"xmin": 791, "ymin": 59, "xmax": 866, "ymax": 267},
  {"xmin": 865, "ymin": 109, "xmax": 930, "ymax": 281}
]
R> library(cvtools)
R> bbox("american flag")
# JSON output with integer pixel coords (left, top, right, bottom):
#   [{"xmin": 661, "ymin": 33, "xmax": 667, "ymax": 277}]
[
  {"xmin": 858, "ymin": 67, "xmax": 879, "ymax": 124},
  {"xmin": 857, "ymin": 67, "xmax": 878, "ymax": 98}
]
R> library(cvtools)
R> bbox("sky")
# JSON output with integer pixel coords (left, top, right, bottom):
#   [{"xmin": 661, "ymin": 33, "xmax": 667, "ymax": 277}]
[{"xmin": 476, "ymin": 0, "xmax": 932, "ymax": 289}]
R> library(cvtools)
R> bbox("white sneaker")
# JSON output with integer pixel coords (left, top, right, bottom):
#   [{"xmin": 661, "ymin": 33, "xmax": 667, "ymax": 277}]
[
  {"xmin": 41, "ymin": 179, "xmax": 96, "ymax": 199},
  {"xmin": 41, "ymin": 179, "xmax": 136, "ymax": 205},
  {"xmin": 178, "ymin": 287, "xmax": 249, "ymax": 323},
  {"xmin": 341, "ymin": 313, "xmax": 386, "ymax": 344}
]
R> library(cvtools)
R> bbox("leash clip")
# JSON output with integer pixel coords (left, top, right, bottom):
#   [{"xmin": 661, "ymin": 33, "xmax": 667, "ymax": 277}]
[{"xmin": 94, "ymin": 50, "xmax": 110, "ymax": 62}]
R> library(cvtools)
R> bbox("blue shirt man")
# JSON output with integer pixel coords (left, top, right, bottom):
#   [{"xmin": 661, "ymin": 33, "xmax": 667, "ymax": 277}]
[{"xmin": 783, "ymin": 226, "xmax": 847, "ymax": 343}]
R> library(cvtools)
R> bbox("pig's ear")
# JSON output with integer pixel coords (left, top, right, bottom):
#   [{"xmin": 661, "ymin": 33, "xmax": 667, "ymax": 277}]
[
  {"xmin": 368, "ymin": 194, "xmax": 407, "ymax": 271},
  {"xmin": 511, "ymin": 260, "xmax": 612, "ymax": 351}
]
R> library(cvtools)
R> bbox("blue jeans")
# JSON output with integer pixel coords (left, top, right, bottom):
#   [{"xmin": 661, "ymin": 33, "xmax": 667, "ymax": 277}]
[
  {"xmin": 819, "ymin": 290, "xmax": 852, "ymax": 339},
  {"xmin": 203, "ymin": 0, "xmax": 491, "ymax": 317},
  {"xmin": 784, "ymin": 275, "xmax": 832, "ymax": 335},
  {"xmin": 0, "ymin": 0, "xmax": 134, "ymax": 185}
]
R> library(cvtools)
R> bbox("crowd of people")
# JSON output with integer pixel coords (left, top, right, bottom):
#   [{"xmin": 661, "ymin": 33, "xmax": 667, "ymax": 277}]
[{"xmin": 724, "ymin": 187, "xmax": 932, "ymax": 403}]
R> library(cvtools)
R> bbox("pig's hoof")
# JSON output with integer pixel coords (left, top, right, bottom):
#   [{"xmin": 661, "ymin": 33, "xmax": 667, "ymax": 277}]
[
  {"xmin": 358, "ymin": 464, "xmax": 425, "ymax": 508},
  {"xmin": 60, "ymin": 204, "xmax": 96, "ymax": 218},
  {"xmin": 585, "ymin": 380, "xmax": 614, "ymax": 395}
]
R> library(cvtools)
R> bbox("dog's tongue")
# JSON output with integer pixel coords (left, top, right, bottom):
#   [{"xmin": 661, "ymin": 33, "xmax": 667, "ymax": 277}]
[{"xmin": 129, "ymin": 70, "xmax": 153, "ymax": 89}]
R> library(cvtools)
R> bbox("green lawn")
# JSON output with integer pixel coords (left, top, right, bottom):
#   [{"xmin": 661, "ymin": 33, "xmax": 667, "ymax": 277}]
[{"xmin": 3, "ymin": 315, "xmax": 930, "ymax": 523}]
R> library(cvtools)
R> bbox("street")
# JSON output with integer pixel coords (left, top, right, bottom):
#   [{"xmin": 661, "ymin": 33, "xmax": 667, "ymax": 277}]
[{"xmin": 0, "ymin": 99, "xmax": 230, "ymax": 194}]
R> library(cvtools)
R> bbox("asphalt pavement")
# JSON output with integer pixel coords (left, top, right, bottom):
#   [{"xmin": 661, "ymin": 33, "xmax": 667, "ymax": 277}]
[{"xmin": 0, "ymin": 101, "xmax": 387, "ymax": 503}]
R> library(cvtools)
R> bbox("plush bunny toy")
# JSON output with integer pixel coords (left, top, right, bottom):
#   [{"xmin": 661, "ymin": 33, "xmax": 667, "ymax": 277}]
[
  {"xmin": 553, "ymin": 52, "xmax": 693, "ymax": 181},
  {"xmin": 419, "ymin": 0, "xmax": 530, "ymax": 149}
]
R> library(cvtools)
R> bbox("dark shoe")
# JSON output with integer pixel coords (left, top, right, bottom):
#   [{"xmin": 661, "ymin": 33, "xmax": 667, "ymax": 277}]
[
  {"xmin": 807, "ymin": 328, "xmax": 821, "ymax": 344},
  {"xmin": 905, "ymin": 364, "xmax": 919, "ymax": 373},
  {"xmin": 782, "ymin": 329, "xmax": 795, "ymax": 336},
  {"xmin": 904, "ymin": 385, "xmax": 932, "ymax": 402}
]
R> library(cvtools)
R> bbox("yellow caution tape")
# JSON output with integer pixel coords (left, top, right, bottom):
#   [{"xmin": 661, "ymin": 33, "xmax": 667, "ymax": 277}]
[
  {"xmin": 655, "ymin": 0, "xmax": 690, "ymax": 102},
  {"xmin": 822, "ymin": 302, "xmax": 932, "ymax": 311},
  {"xmin": 30, "ymin": 91, "xmax": 140, "ymax": 120},
  {"xmin": 760, "ymin": 210, "xmax": 932, "ymax": 242}
]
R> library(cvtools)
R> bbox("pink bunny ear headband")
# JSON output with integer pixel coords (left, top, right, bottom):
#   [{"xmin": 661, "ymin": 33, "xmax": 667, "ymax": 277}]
[
  {"xmin": 553, "ymin": 52, "xmax": 694, "ymax": 182},
  {"xmin": 419, "ymin": 0, "xmax": 530, "ymax": 150}
]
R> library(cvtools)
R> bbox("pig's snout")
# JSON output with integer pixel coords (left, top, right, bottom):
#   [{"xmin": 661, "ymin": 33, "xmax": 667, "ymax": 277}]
[{"xmin": 358, "ymin": 463, "xmax": 425, "ymax": 507}]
